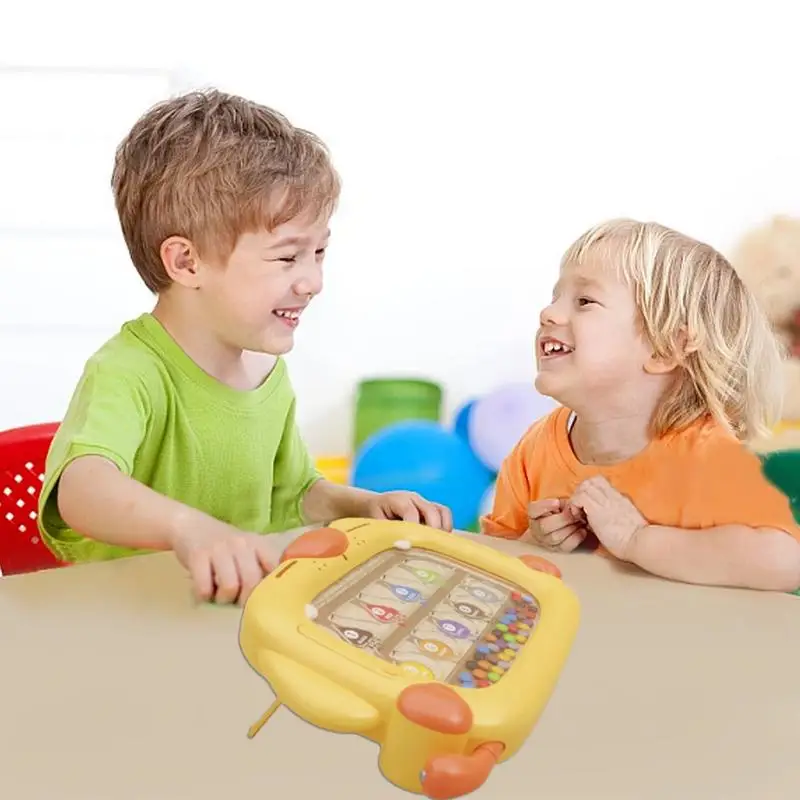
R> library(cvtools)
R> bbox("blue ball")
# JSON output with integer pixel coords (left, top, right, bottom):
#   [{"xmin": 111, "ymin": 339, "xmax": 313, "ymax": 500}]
[
  {"xmin": 352, "ymin": 420, "xmax": 494, "ymax": 530},
  {"xmin": 452, "ymin": 398, "xmax": 477, "ymax": 442}
]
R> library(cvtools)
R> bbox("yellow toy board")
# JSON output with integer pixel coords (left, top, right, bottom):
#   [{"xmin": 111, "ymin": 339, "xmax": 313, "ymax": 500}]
[{"xmin": 240, "ymin": 518, "xmax": 580, "ymax": 798}]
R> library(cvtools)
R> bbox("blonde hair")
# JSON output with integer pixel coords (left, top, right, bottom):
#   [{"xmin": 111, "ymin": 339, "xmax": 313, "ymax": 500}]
[
  {"xmin": 112, "ymin": 88, "xmax": 341, "ymax": 293},
  {"xmin": 561, "ymin": 218, "xmax": 785, "ymax": 441}
]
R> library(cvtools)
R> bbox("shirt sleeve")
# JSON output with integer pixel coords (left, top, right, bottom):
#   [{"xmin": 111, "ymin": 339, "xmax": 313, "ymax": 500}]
[
  {"xmin": 480, "ymin": 433, "xmax": 534, "ymax": 539},
  {"xmin": 683, "ymin": 436, "xmax": 800, "ymax": 541},
  {"xmin": 38, "ymin": 358, "xmax": 153, "ymax": 560},
  {"xmin": 268, "ymin": 397, "xmax": 322, "ymax": 532}
]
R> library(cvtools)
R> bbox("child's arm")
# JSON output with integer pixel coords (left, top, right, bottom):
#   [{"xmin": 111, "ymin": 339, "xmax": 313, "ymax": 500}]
[
  {"xmin": 628, "ymin": 523, "xmax": 800, "ymax": 591},
  {"xmin": 301, "ymin": 474, "xmax": 453, "ymax": 530},
  {"xmin": 271, "ymin": 401, "xmax": 452, "ymax": 530},
  {"xmin": 570, "ymin": 445, "xmax": 800, "ymax": 592},
  {"xmin": 58, "ymin": 454, "xmax": 221, "ymax": 552},
  {"xmin": 300, "ymin": 478, "xmax": 375, "ymax": 521},
  {"xmin": 57, "ymin": 455, "xmax": 284, "ymax": 603}
]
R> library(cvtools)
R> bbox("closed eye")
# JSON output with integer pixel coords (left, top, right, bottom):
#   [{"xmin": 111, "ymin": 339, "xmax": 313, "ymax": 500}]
[{"xmin": 275, "ymin": 247, "xmax": 326, "ymax": 263}]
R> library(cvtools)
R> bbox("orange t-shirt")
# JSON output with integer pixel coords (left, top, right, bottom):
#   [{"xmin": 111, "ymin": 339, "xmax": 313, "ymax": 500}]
[{"xmin": 482, "ymin": 407, "xmax": 800, "ymax": 548}]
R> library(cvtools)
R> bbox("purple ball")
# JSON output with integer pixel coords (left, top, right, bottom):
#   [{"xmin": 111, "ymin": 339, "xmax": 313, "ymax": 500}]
[{"xmin": 467, "ymin": 383, "xmax": 557, "ymax": 471}]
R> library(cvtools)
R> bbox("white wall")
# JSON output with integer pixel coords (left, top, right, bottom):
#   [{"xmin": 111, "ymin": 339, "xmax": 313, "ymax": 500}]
[{"xmin": 2, "ymin": 0, "xmax": 799, "ymax": 457}]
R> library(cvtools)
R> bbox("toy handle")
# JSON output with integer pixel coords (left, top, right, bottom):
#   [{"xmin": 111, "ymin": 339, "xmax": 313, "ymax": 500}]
[
  {"xmin": 257, "ymin": 649, "xmax": 380, "ymax": 733},
  {"xmin": 420, "ymin": 741, "xmax": 504, "ymax": 800}
]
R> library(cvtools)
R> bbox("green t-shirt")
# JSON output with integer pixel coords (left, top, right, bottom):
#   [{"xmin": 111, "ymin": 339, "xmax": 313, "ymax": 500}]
[{"xmin": 38, "ymin": 313, "xmax": 321, "ymax": 563}]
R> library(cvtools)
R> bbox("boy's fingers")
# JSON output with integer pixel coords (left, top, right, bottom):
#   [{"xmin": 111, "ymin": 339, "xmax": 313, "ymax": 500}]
[
  {"xmin": 211, "ymin": 551, "xmax": 241, "ymax": 605},
  {"xmin": 189, "ymin": 552, "xmax": 215, "ymax": 603},
  {"xmin": 541, "ymin": 522, "xmax": 585, "ymax": 550},
  {"xmin": 538, "ymin": 512, "xmax": 574, "ymax": 536},
  {"xmin": 234, "ymin": 550, "xmax": 266, "ymax": 606},
  {"xmin": 418, "ymin": 501, "xmax": 443, "ymax": 530},
  {"xmin": 528, "ymin": 499, "xmax": 562, "ymax": 520},
  {"xmin": 558, "ymin": 527, "xmax": 587, "ymax": 552},
  {"xmin": 255, "ymin": 540, "xmax": 280, "ymax": 573},
  {"xmin": 394, "ymin": 498, "xmax": 422, "ymax": 523}
]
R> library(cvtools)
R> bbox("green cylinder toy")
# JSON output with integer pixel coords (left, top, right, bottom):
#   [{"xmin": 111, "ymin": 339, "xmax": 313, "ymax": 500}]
[{"xmin": 353, "ymin": 378, "xmax": 443, "ymax": 452}]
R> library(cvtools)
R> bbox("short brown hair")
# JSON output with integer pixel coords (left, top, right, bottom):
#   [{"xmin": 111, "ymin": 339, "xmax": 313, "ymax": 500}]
[{"xmin": 111, "ymin": 88, "xmax": 341, "ymax": 292}]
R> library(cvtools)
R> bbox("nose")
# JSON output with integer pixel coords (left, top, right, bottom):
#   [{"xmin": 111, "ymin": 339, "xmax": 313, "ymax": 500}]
[
  {"xmin": 539, "ymin": 298, "xmax": 562, "ymax": 327},
  {"xmin": 294, "ymin": 262, "xmax": 323, "ymax": 299}
]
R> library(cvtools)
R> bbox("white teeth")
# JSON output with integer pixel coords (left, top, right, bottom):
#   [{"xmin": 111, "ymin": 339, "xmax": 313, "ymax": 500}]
[
  {"xmin": 275, "ymin": 309, "xmax": 300, "ymax": 319},
  {"xmin": 543, "ymin": 341, "xmax": 573, "ymax": 355}
]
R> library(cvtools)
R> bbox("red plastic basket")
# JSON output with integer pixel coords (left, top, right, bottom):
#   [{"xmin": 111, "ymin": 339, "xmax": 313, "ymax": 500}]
[{"xmin": 0, "ymin": 422, "xmax": 66, "ymax": 575}]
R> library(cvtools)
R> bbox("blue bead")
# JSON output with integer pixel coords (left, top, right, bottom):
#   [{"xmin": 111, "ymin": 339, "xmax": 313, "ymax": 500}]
[
  {"xmin": 522, "ymin": 594, "xmax": 533, "ymax": 604},
  {"xmin": 459, "ymin": 671, "xmax": 473, "ymax": 683}
]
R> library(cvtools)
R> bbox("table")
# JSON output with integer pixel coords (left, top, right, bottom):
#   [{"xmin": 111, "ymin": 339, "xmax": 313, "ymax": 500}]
[{"xmin": 1, "ymin": 529, "xmax": 798, "ymax": 799}]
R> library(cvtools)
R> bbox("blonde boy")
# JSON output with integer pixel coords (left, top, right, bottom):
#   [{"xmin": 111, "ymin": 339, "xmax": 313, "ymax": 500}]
[
  {"xmin": 39, "ymin": 89, "xmax": 451, "ymax": 604},
  {"xmin": 483, "ymin": 219, "xmax": 800, "ymax": 592}
]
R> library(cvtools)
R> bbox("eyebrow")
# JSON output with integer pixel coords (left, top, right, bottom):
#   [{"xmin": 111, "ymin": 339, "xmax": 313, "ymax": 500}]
[
  {"xmin": 575, "ymin": 275, "xmax": 603, "ymax": 290},
  {"xmin": 554, "ymin": 273, "xmax": 604, "ymax": 293},
  {"xmin": 268, "ymin": 229, "xmax": 331, "ymax": 249}
]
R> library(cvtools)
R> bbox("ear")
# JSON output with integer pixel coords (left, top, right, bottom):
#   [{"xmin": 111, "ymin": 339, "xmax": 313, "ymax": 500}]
[
  {"xmin": 644, "ymin": 329, "xmax": 697, "ymax": 375},
  {"xmin": 643, "ymin": 352, "xmax": 680, "ymax": 375},
  {"xmin": 160, "ymin": 236, "xmax": 202, "ymax": 289}
]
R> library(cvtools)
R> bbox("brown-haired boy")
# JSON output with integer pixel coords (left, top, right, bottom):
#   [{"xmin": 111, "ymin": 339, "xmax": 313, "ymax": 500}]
[{"xmin": 38, "ymin": 89, "xmax": 451, "ymax": 604}]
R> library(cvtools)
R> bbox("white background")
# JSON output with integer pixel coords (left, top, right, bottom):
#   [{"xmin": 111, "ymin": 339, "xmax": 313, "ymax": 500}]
[{"xmin": 2, "ymin": 0, "xmax": 799, "ymax": 457}]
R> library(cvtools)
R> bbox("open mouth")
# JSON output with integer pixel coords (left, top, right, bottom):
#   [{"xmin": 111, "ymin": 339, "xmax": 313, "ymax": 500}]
[
  {"xmin": 539, "ymin": 336, "xmax": 574, "ymax": 358},
  {"xmin": 273, "ymin": 307, "xmax": 304, "ymax": 329}
]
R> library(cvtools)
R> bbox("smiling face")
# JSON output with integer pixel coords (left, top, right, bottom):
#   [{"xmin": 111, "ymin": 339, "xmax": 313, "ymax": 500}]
[
  {"xmin": 191, "ymin": 212, "xmax": 330, "ymax": 355},
  {"xmin": 535, "ymin": 253, "xmax": 665, "ymax": 415}
]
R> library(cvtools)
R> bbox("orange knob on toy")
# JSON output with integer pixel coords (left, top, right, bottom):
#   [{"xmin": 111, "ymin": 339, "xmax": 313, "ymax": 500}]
[
  {"xmin": 420, "ymin": 742, "xmax": 505, "ymax": 800},
  {"xmin": 518, "ymin": 554, "xmax": 562, "ymax": 579},
  {"xmin": 280, "ymin": 527, "xmax": 349, "ymax": 563},
  {"xmin": 396, "ymin": 683, "xmax": 473, "ymax": 735}
]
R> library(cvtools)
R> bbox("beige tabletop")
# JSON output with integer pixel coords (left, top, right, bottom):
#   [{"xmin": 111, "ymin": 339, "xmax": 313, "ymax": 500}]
[{"xmin": 1, "ymin": 528, "xmax": 798, "ymax": 800}]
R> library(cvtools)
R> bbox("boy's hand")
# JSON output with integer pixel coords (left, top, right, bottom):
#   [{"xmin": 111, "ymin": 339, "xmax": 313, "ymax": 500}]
[
  {"xmin": 171, "ymin": 521, "xmax": 282, "ymax": 606},
  {"xmin": 364, "ymin": 490, "xmax": 453, "ymax": 532},
  {"xmin": 523, "ymin": 498, "xmax": 586, "ymax": 552},
  {"xmin": 568, "ymin": 476, "xmax": 648, "ymax": 561},
  {"xmin": 302, "ymin": 480, "xmax": 453, "ymax": 532}
]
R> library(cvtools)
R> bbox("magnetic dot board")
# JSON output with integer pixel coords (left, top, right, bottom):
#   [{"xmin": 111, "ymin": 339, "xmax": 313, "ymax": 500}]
[{"xmin": 310, "ymin": 547, "xmax": 540, "ymax": 689}]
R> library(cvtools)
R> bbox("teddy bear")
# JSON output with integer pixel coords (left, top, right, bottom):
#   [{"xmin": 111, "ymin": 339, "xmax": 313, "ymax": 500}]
[{"xmin": 729, "ymin": 215, "xmax": 800, "ymax": 450}]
